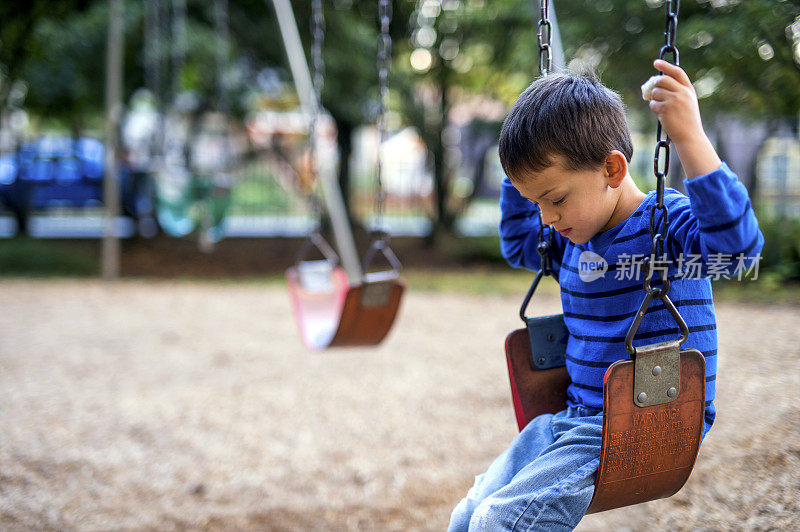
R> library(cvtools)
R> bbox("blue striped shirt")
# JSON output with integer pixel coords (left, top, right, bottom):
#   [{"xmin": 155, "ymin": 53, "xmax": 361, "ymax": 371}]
[{"xmin": 499, "ymin": 163, "xmax": 764, "ymax": 435}]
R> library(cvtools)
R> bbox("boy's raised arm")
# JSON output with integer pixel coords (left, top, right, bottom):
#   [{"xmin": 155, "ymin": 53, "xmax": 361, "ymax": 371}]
[
  {"xmin": 648, "ymin": 60, "xmax": 764, "ymax": 273},
  {"xmin": 647, "ymin": 59, "xmax": 722, "ymax": 179}
]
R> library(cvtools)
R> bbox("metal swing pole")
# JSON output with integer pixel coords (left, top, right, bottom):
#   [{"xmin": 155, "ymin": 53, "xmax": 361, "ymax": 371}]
[
  {"xmin": 548, "ymin": 1, "xmax": 566, "ymax": 71},
  {"xmin": 270, "ymin": 0, "xmax": 363, "ymax": 284},
  {"xmin": 102, "ymin": 0, "xmax": 124, "ymax": 280}
]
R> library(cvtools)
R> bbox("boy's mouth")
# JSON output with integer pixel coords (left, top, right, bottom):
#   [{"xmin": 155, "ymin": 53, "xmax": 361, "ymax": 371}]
[{"xmin": 558, "ymin": 228, "xmax": 572, "ymax": 237}]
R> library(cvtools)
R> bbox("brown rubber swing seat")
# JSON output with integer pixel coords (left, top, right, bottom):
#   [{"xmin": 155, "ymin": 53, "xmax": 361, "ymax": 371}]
[
  {"xmin": 286, "ymin": 264, "xmax": 404, "ymax": 349},
  {"xmin": 504, "ymin": 328, "xmax": 705, "ymax": 514}
]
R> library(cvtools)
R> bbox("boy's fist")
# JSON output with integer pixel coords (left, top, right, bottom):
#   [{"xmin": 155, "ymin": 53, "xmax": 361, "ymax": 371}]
[{"xmin": 645, "ymin": 59, "xmax": 704, "ymax": 146}]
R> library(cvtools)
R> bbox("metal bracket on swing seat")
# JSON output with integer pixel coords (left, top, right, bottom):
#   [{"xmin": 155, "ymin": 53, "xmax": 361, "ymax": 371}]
[
  {"xmin": 359, "ymin": 279, "xmax": 396, "ymax": 307},
  {"xmin": 525, "ymin": 314, "xmax": 569, "ymax": 370},
  {"xmin": 633, "ymin": 340, "xmax": 681, "ymax": 407},
  {"xmin": 359, "ymin": 234, "xmax": 402, "ymax": 308}
]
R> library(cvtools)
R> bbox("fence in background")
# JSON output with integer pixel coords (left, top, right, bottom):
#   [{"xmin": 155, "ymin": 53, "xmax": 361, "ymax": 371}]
[{"xmin": 1, "ymin": 119, "xmax": 798, "ymax": 244}]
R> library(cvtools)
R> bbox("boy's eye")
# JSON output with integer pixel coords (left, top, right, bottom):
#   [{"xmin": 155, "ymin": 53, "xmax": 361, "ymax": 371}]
[{"xmin": 552, "ymin": 196, "xmax": 566, "ymax": 206}]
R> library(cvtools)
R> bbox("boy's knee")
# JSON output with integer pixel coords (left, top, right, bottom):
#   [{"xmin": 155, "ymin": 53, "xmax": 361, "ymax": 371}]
[{"xmin": 468, "ymin": 478, "xmax": 595, "ymax": 531}]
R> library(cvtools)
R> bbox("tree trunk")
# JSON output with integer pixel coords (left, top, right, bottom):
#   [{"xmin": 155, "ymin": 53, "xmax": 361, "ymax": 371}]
[
  {"xmin": 429, "ymin": 65, "xmax": 451, "ymax": 243},
  {"xmin": 336, "ymin": 118, "xmax": 353, "ymax": 219}
]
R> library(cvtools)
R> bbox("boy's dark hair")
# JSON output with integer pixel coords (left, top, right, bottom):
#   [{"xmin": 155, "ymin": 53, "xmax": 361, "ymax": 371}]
[{"xmin": 498, "ymin": 72, "xmax": 633, "ymax": 182}]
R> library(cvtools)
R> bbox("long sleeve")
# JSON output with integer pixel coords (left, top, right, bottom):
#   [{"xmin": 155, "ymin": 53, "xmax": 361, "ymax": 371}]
[
  {"xmin": 667, "ymin": 162, "xmax": 764, "ymax": 277},
  {"xmin": 499, "ymin": 177, "xmax": 566, "ymax": 274}
]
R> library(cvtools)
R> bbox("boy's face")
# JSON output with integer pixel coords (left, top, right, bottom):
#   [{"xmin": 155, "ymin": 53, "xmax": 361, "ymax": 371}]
[{"xmin": 512, "ymin": 155, "xmax": 621, "ymax": 245}]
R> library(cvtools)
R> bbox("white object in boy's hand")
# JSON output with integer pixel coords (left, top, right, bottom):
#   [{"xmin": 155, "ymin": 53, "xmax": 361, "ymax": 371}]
[{"xmin": 641, "ymin": 75, "xmax": 661, "ymax": 101}]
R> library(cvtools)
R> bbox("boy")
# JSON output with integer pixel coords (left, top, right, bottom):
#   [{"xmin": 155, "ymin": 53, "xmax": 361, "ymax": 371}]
[{"xmin": 448, "ymin": 60, "xmax": 764, "ymax": 531}]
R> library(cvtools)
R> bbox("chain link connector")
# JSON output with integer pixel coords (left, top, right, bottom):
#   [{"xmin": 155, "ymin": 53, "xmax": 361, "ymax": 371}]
[
  {"xmin": 537, "ymin": 20, "xmax": 552, "ymax": 48},
  {"xmin": 659, "ymin": 45, "xmax": 679, "ymax": 65},
  {"xmin": 654, "ymin": 140, "xmax": 670, "ymax": 180}
]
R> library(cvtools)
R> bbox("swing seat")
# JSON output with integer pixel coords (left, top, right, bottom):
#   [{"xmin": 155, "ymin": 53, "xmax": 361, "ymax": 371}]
[
  {"xmin": 504, "ymin": 328, "xmax": 705, "ymax": 513},
  {"xmin": 286, "ymin": 261, "xmax": 404, "ymax": 349}
]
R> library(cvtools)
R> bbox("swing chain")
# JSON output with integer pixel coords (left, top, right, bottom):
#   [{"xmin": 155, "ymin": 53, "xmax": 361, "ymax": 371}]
[
  {"xmin": 537, "ymin": 0, "xmax": 552, "ymax": 76},
  {"xmin": 517, "ymin": 0, "xmax": 557, "ymax": 327},
  {"xmin": 374, "ymin": 0, "xmax": 392, "ymax": 232},
  {"xmin": 311, "ymin": 0, "xmax": 325, "ymax": 102},
  {"xmin": 627, "ymin": 0, "xmax": 688, "ymax": 355},
  {"xmin": 647, "ymin": 0, "xmax": 679, "ymax": 287},
  {"xmin": 660, "ymin": 0, "xmax": 680, "ymax": 65},
  {"xmin": 533, "ymin": 0, "xmax": 556, "ymax": 280},
  {"xmin": 308, "ymin": 0, "xmax": 325, "ymax": 226}
]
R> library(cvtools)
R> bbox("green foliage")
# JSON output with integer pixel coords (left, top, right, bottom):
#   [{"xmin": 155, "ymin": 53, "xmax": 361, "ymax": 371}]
[
  {"xmin": 452, "ymin": 235, "xmax": 506, "ymax": 264},
  {"xmin": 757, "ymin": 214, "xmax": 800, "ymax": 283},
  {"xmin": 6, "ymin": 2, "xmax": 147, "ymax": 129},
  {"xmin": 0, "ymin": 238, "xmax": 98, "ymax": 277},
  {"xmin": 21, "ymin": 3, "xmax": 109, "ymax": 126},
  {"xmin": 555, "ymin": 0, "xmax": 800, "ymax": 122}
]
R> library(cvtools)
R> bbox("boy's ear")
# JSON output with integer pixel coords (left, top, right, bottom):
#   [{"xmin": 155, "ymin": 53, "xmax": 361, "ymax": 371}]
[{"xmin": 605, "ymin": 151, "xmax": 628, "ymax": 188}]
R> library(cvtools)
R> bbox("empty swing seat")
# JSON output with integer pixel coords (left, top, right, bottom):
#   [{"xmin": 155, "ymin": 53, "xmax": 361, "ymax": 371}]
[
  {"xmin": 504, "ymin": 327, "xmax": 705, "ymax": 513},
  {"xmin": 286, "ymin": 261, "xmax": 404, "ymax": 349}
]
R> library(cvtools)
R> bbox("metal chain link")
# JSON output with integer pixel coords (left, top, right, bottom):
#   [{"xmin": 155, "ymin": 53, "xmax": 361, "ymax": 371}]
[
  {"xmin": 374, "ymin": 0, "xmax": 392, "ymax": 235},
  {"xmin": 660, "ymin": 1, "xmax": 680, "ymax": 64},
  {"xmin": 308, "ymin": 0, "xmax": 325, "ymax": 225},
  {"xmin": 537, "ymin": 0, "xmax": 552, "ymax": 77}
]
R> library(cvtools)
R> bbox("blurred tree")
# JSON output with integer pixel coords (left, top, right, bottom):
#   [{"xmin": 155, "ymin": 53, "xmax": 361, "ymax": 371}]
[
  {"xmin": 555, "ymin": 0, "xmax": 800, "ymax": 122},
  {"xmin": 18, "ymin": 2, "xmax": 144, "ymax": 135},
  {"xmin": 398, "ymin": 0, "xmax": 800, "ymax": 234},
  {"xmin": 3, "ymin": 0, "xmax": 799, "ymax": 234},
  {"xmin": 0, "ymin": 1, "xmax": 117, "ymax": 132},
  {"xmin": 393, "ymin": 0, "xmax": 537, "ymax": 237}
]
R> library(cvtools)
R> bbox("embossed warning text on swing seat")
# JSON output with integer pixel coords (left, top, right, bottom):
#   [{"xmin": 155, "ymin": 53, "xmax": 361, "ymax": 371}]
[{"xmin": 604, "ymin": 405, "xmax": 699, "ymax": 479}]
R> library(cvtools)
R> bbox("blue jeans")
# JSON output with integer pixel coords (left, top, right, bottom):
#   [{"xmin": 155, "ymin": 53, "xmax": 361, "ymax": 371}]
[{"xmin": 448, "ymin": 406, "xmax": 602, "ymax": 531}]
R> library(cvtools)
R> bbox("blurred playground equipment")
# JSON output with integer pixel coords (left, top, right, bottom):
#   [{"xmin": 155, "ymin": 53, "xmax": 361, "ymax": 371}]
[
  {"xmin": 0, "ymin": 136, "xmax": 146, "ymax": 238},
  {"xmin": 279, "ymin": 0, "xmax": 405, "ymax": 349},
  {"xmin": 142, "ymin": 0, "xmax": 233, "ymax": 250}
]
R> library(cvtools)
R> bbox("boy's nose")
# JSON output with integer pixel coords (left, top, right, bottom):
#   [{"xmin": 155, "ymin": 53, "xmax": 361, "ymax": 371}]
[{"xmin": 540, "ymin": 208, "xmax": 560, "ymax": 226}]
